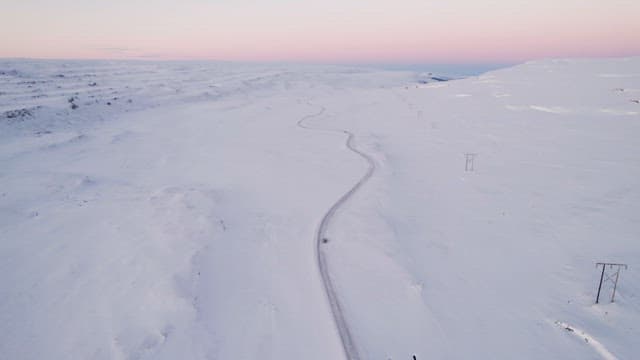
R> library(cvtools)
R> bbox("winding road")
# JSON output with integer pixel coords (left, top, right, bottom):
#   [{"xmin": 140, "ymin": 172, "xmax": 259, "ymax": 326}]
[{"xmin": 297, "ymin": 105, "xmax": 376, "ymax": 360}]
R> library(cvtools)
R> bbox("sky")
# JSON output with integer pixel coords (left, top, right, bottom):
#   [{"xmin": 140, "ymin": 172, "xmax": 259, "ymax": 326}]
[{"xmin": 1, "ymin": 0, "xmax": 639, "ymax": 64}]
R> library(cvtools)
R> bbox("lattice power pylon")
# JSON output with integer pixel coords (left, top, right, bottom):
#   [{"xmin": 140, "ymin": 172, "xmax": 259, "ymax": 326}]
[
  {"xmin": 464, "ymin": 153, "xmax": 477, "ymax": 172},
  {"xmin": 595, "ymin": 262, "xmax": 628, "ymax": 303}
]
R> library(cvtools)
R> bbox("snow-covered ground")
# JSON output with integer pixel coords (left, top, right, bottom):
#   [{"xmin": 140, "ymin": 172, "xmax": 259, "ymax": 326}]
[{"xmin": 1, "ymin": 58, "xmax": 638, "ymax": 359}]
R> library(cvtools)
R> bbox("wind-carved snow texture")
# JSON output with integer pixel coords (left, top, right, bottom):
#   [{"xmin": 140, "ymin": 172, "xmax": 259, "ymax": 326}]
[{"xmin": 297, "ymin": 104, "xmax": 377, "ymax": 360}]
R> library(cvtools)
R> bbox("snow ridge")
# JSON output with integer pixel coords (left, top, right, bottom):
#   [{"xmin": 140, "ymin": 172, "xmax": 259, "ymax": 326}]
[{"xmin": 554, "ymin": 321, "xmax": 618, "ymax": 360}]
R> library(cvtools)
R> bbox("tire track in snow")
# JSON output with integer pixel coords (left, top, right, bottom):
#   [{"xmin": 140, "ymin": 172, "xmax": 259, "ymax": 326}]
[{"xmin": 298, "ymin": 106, "xmax": 374, "ymax": 360}]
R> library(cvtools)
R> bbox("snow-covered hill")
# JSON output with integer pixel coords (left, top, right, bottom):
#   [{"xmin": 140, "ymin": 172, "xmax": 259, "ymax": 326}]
[{"xmin": 1, "ymin": 58, "xmax": 638, "ymax": 359}]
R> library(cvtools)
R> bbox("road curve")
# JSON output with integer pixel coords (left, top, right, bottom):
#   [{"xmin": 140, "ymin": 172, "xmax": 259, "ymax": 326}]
[{"xmin": 298, "ymin": 106, "xmax": 376, "ymax": 360}]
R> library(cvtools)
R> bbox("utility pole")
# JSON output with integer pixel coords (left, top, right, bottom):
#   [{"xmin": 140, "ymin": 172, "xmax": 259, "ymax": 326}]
[
  {"xmin": 464, "ymin": 153, "xmax": 477, "ymax": 171},
  {"xmin": 595, "ymin": 263, "xmax": 628, "ymax": 303}
]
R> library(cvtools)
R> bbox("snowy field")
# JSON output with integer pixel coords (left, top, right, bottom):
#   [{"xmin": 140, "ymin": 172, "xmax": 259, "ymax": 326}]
[{"xmin": 1, "ymin": 58, "xmax": 639, "ymax": 360}]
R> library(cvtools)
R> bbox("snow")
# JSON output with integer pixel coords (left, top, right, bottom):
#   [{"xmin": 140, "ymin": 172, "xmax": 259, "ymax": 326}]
[
  {"xmin": 554, "ymin": 321, "xmax": 617, "ymax": 360},
  {"xmin": 1, "ymin": 57, "xmax": 639, "ymax": 359}
]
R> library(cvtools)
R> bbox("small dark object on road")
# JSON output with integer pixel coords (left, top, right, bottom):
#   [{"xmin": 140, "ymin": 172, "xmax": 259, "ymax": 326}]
[
  {"xmin": 88, "ymin": 82, "xmax": 97, "ymax": 86},
  {"xmin": 322, "ymin": 238, "xmax": 329, "ymax": 244},
  {"xmin": 71, "ymin": 103, "xmax": 79, "ymax": 110}
]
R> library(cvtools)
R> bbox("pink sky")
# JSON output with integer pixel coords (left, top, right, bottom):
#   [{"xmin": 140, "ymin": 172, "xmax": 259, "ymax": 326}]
[{"xmin": 1, "ymin": 0, "xmax": 639, "ymax": 63}]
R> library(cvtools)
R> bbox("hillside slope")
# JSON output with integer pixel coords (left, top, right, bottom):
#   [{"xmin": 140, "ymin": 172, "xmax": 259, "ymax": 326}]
[{"xmin": 1, "ymin": 58, "xmax": 638, "ymax": 359}]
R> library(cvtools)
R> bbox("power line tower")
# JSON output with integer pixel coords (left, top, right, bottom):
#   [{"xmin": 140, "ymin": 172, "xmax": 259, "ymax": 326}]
[
  {"xmin": 464, "ymin": 153, "xmax": 477, "ymax": 171},
  {"xmin": 595, "ymin": 262, "xmax": 628, "ymax": 303}
]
